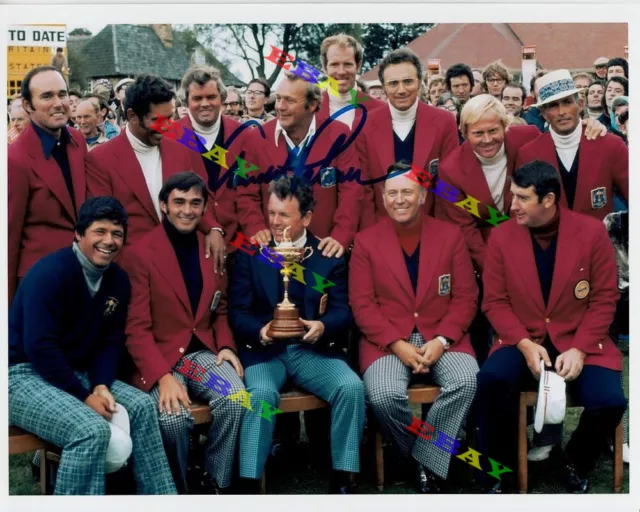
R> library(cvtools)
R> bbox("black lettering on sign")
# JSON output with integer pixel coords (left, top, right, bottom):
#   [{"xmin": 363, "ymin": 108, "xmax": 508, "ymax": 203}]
[
  {"xmin": 57, "ymin": 31, "xmax": 64, "ymax": 42},
  {"xmin": 8, "ymin": 30, "xmax": 16, "ymax": 40},
  {"xmin": 33, "ymin": 30, "xmax": 40, "ymax": 41},
  {"xmin": 41, "ymin": 31, "xmax": 51, "ymax": 42},
  {"xmin": 17, "ymin": 30, "xmax": 25, "ymax": 41}
]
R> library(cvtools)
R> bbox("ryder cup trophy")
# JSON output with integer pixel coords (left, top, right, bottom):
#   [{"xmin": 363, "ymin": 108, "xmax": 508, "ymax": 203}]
[{"xmin": 265, "ymin": 227, "xmax": 313, "ymax": 339}]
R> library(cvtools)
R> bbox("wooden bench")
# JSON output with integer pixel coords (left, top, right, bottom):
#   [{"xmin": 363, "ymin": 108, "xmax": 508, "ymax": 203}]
[
  {"xmin": 518, "ymin": 391, "xmax": 624, "ymax": 493},
  {"xmin": 373, "ymin": 384, "xmax": 442, "ymax": 491},
  {"xmin": 10, "ymin": 386, "xmax": 329, "ymax": 495}
]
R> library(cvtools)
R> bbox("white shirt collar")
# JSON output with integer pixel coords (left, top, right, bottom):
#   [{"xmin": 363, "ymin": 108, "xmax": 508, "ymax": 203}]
[
  {"xmin": 275, "ymin": 116, "xmax": 316, "ymax": 149},
  {"xmin": 274, "ymin": 228, "xmax": 308, "ymax": 248}
]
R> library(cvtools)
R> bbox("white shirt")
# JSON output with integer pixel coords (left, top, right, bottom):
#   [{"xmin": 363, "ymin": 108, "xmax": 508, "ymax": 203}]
[
  {"xmin": 125, "ymin": 126, "xmax": 162, "ymax": 219},
  {"xmin": 389, "ymin": 98, "xmax": 419, "ymax": 141},
  {"xmin": 189, "ymin": 110, "xmax": 221, "ymax": 150},
  {"xmin": 274, "ymin": 228, "xmax": 308, "ymax": 248},
  {"xmin": 328, "ymin": 91, "xmax": 356, "ymax": 129},
  {"xmin": 475, "ymin": 144, "xmax": 508, "ymax": 212},
  {"xmin": 275, "ymin": 116, "xmax": 316, "ymax": 151},
  {"xmin": 550, "ymin": 122, "xmax": 582, "ymax": 171}
]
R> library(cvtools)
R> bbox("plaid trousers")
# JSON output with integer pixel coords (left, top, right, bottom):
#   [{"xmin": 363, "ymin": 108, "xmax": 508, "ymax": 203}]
[
  {"xmin": 239, "ymin": 344, "xmax": 365, "ymax": 479},
  {"xmin": 363, "ymin": 331, "xmax": 479, "ymax": 480},
  {"xmin": 9, "ymin": 363, "xmax": 176, "ymax": 495},
  {"xmin": 149, "ymin": 350, "xmax": 246, "ymax": 492}
]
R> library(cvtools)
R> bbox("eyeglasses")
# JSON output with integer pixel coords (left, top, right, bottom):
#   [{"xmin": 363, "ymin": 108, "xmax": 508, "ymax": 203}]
[
  {"xmin": 245, "ymin": 90, "xmax": 265, "ymax": 97},
  {"xmin": 384, "ymin": 78, "xmax": 419, "ymax": 91},
  {"xmin": 486, "ymin": 78, "xmax": 506, "ymax": 84},
  {"xmin": 224, "ymin": 102, "xmax": 240, "ymax": 108},
  {"xmin": 442, "ymin": 105, "xmax": 457, "ymax": 112}
]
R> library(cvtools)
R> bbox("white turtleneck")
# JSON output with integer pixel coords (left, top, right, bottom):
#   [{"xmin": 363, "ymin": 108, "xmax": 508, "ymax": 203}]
[
  {"xmin": 125, "ymin": 126, "xmax": 162, "ymax": 219},
  {"xmin": 389, "ymin": 98, "xmax": 418, "ymax": 141},
  {"xmin": 550, "ymin": 122, "xmax": 582, "ymax": 171},
  {"xmin": 189, "ymin": 110, "xmax": 221, "ymax": 150},
  {"xmin": 329, "ymin": 91, "xmax": 356, "ymax": 129},
  {"xmin": 475, "ymin": 144, "xmax": 508, "ymax": 212}
]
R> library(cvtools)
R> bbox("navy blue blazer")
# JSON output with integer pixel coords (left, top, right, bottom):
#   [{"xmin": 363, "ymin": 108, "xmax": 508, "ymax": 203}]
[
  {"xmin": 228, "ymin": 232, "xmax": 351, "ymax": 367},
  {"xmin": 9, "ymin": 247, "xmax": 131, "ymax": 401}
]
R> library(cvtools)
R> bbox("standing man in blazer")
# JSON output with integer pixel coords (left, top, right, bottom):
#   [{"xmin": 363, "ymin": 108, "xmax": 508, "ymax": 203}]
[
  {"xmin": 315, "ymin": 33, "xmax": 386, "ymax": 130},
  {"xmin": 85, "ymin": 74, "xmax": 226, "ymax": 272},
  {"xmin": 476, "ymin": 161, "xmax": 626, "ymax": 493},
  {"xmin": 356, "ymin": 49, "xmax": 459, "ymax": 229},
  {"xmin": 8, "ymin": 66, "xmax": 87, "ymax": 303},
  {"xmin": 516, "ymin": 70, "xmax": 628, "ymax": 222},
  {"xmin": 125, "ymin": 172, "xmax": 246, "ymax": 494},
  {"xmin": 237, "ymin": 71, "xmax": 363, "ymax": 258},
  {"xmin": 229, "ymin": 177, "xmax": 365, "ymax": 494},
  {"xmin": 349, "ymin": 163, "xmax": 479, "ymax": 493},
  {"xmin": 177, "ymin": 65, "xmax": 261, "ymax": 243}
]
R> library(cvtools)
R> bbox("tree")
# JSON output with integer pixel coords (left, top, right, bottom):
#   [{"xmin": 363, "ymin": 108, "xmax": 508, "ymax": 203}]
[
  {"xmin": 68, "ymin": 28, "xmax": 92, "ymax": 37},
  {"xmin": 361, "ymin": 24, "xmax": 434, "ymax": 72}
]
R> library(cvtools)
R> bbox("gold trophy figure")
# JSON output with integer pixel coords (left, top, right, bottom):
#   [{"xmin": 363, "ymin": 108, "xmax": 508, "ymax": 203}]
[{"xmin": 265, "ymin": 226, "xmax": 313, "ymax": 339}]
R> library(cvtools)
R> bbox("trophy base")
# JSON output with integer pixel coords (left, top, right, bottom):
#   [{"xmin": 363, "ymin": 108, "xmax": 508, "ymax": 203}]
[{"xmin": 267, "ymin": 307, "xmax": 305, "ymax": 339}]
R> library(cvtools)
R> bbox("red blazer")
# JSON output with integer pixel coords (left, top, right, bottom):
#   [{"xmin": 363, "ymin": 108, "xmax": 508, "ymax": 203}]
[
  {"xmin": 482, "ymin": 208, "xmax": 621, "ymax": 371},
  {"xmin": 236, "ymin": 115, "xmax": 363, "ymax": 248},
  {"xmin": 124, "ymin": 225, "xmax": 236, "ymax": 392},
  {"xmin": 85, "ymin": 130, "xmax": 220, "ymax": 250},
  {"xmin": 315, "ymin": 90, "xmax": 387, "ymax": 128},
  {"xmin": 437, "ymin": 125, "xmax": 540, "ymax": 272},
  {"xmin": 176, "ymin": 114, "xmax": 256, "ymax": 241},
  {"xmin": 349, "ymin": 215, "xmax": 478, "ymax": 373},
  {"xmin": 515, "ymin": 129, "xmax": 628, "ymax": 220},
  {"xmin": 356, "ymin": 102, "xmax": 459, "ymax": 229},
  {"xmin": 8, "ymin": 123, "xmax": 87, "ymax": 302}
]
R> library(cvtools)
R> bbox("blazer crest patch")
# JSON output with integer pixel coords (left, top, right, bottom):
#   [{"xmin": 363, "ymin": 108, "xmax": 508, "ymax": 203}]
[
  {"xmin": 104, "ymin": 297, "xmax": 119, "ymax": 316},
  {"xmin": 320, "ymin": 167, "xmax": 337, "ymax": 188},
  {"xmin": 591, "ymin": 187, "xmax": 607, "ymax": 209},
  {"xmin": 438, "ymin": 274, "xmax": 451, "ymax": 296},
  {"xmin": 428, "ymin": 158, "xmax": 439, "ymax": 179}
]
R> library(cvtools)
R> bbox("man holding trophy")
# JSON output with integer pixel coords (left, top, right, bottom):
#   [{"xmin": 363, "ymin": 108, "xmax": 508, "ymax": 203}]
[{"xmin": 228, "ymin": 176, "xmax": 365, "ymax": 494}]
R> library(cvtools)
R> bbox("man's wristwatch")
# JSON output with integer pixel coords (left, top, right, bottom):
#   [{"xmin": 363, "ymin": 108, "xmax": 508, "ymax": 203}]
[{"xmin": 436, "ymin": 336, "xmax": 451, "ymax": 350}]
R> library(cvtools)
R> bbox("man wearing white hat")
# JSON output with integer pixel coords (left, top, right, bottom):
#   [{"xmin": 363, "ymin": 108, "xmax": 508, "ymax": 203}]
[
  {"xmin": 367, "ymin": 79, "xmax": 386, "ymax": 102},
  {"xmin": 516, "ymin": 69, "xmax": 628, "ymax": 222},
  {"xmin": 593, "ymin": 57, "xmax": 609, "ymax": 80},
  {"xmin": 476, "ymin": 161, "xmax": 626, "ymax": 493}
]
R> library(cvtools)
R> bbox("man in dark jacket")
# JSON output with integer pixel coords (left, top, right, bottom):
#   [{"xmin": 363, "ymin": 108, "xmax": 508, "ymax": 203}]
[{"xmin": 9, "ymin": 197, "xmax": 176, "ymax": 495}]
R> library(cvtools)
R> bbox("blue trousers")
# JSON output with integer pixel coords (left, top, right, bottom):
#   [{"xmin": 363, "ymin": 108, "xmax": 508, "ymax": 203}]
[
  {"xmin": 238, "ymin": 344, "xmax": 365, "ymax": 479},
  {"xmin": 476, "ymin": 345, "xmax": 626, "ymax": 483}
]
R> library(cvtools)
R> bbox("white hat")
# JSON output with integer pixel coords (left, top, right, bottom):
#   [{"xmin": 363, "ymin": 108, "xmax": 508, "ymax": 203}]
[
  {"xmin": 534, "ymin": 69, "xmax": 580, "ymax": 108},
  {"xmin": 534, "ymin": 360, "xmax": 567, "ymax": 433},
  {"xmin": 105, "ymin": 403, "xmax": 133, "ymax": 474},
  {"xmin": 114, "ymin": 78, "xmax": 135, "ymax": 93},
  {"xmin": 367, "ymin": 79, "xmax": 383, "ymax": 89}
]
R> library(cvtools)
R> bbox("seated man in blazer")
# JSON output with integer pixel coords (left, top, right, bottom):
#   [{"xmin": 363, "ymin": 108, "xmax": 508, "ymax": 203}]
[
  {"xmin": 228, "ymin": 176, "xmax": 365, "ymax": 494},
  {"xmin": 349, "ymin": 162, "xmax": 479, "ymax": 493},
  {"xmin": 477, "ymin": 161, "xmax": 626, "ymax": 493},
  {"xmin": 9, "ymin": 197, "xmax": 176, "ymax": 495},
  {"xmin": 125, "ymin": 172, "xmax": 246, "ymax": 494}
]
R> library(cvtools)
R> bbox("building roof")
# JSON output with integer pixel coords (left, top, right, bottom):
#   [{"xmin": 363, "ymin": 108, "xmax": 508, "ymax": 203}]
[
  {"xmin": 70, "ymin": 24, "xmax": 244, "ymax": 86},
  {"xmin": 362, "ymin": 23, "xmax": 628, "ymax": 80}
]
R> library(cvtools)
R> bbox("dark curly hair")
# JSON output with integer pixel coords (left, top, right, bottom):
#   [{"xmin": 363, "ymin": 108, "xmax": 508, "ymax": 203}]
[
  {"xmin": 159, "ymin": 171, "xmax": 208, "ymax": 206},
  {"xmin": 445, "ymin": 63, "xmax": 475, "ymax": 92},
  {"xmin": 607, "ymin": 57, "xmax": 628, "ymax": 79},
  {"xmin": 378, "ymin": 48, "xmax": 423, "ymax": 85},
  {"xmin": 124, "ymin": 74, "xmax": 175, "ymax": 120},
  {"xmin": 268, "ymin": 176, "xmax": 316, "ymax": 217},
  {"xmin": 75, "ymin": 196, "xmax": 129, "ymax": 240},
  {"xmin": 512, "ymin": 160, "xmax": 561, "ymax": 205}
]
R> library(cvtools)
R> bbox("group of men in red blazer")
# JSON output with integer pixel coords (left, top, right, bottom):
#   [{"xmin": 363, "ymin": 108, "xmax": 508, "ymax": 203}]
[{"xmin": 8, "ymin": 33, "xmax": 627, "ymax": 495}]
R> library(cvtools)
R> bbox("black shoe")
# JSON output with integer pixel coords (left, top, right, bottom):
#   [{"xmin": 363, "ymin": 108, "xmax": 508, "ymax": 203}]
[
  {"xmin": 198, "ymin": 470, "xmax": 229, "ymax": 495},
  {"xmin": 564, "ymin": 462, "xmax": 590, "ymax": 494},
  {"xmin": 415, "ymin": 465, "xmax": 443, "ymax": 494},
  {"xmin": 329, "ymin": 470, "xmax": 355, "ymax": 494},
  {"xmin": 238, "ymin": 477, "xmax": 262, "ymax": 495}
]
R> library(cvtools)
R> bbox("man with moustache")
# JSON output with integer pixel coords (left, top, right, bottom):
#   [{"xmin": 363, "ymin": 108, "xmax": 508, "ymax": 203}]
[
  {"xmin": 585, "ymin": 81, "xmax": 605, "ymax": 119},
  {"xmin": 8, "ymin": 66, "xmax": 88, "ymax": 303},
  {"xmin": 350, "ymin": 163, "xmax": 479, "ymax": 493},
  {"xmin": 177, "ymin": 65, "xmax": 259, "ymax": 244},
  {"xmin": 75, "ymin": 98, "xmax": 108, "ymax": 150},
  {"xmin": 316, "ymin": 33, "xmax": 386, "ymax": 129},
  {"xmin": 476, "ymin": 162, "xmax": 626, "ymax": 493},
  {"xmin": 516, "ymin": 70, "xmax": 628, "ymax": 222},
  {"xmin": 9, "ymin": 197, "xmax": 177, "ymax": 495},
  {"xmin": 86, "ymin": 74, "xmax": 226, "ymax": 271},
  {"xmin": 229, "ymin": 177, "xmax": 365, "ymax": 494},
  {"xmin": 445, "ymin": 63, "xmax": 475, "ymax": 106},
  {"xmin": 237, "ymin": 70, "xmax": 362, "ymax": 258},
  {"xmin": 126, "ymin": 172, "xmax": 246, "ymax": 494},
  {"xmin": 357, "ymin": 48, "xmax": 459, "ymax": 228}
]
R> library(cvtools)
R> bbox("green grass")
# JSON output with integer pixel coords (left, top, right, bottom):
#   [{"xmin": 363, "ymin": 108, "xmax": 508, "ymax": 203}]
[{"xmin": 9, "ymin": 348, "xmax": 629, "ymax": 495}]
